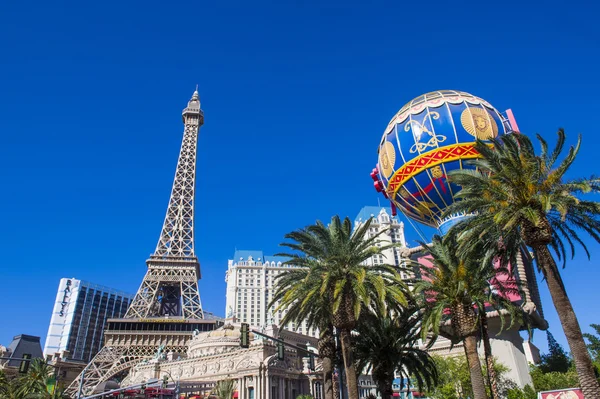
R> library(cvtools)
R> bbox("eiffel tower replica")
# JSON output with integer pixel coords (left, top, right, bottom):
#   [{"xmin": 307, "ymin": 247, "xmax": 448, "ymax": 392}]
[{"xmin": 67, "ymin": 89, "xmax": 220, "ymax": 397}]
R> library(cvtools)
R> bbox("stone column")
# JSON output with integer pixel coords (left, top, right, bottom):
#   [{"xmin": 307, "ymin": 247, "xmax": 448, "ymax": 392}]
[
  {"xmin": 239, "ymin": 378, "xmax": 245, "ymax": 399},
  {"xmin": 515, "ymin": 251, "xmax": 536, "ymax": 315},
  {"xmin": 486, "ymin": 323, "xmax": 534, "ymax": 388},
  {"xmin": 265, "ymin": 368, "xmax": 271, "ymax": 399},
  {"xmin": 260, "ymin": 372, "xmax": 264, "ymax": 399},
  {"xmin": 256, "ymin": 368, "xmax": 261, "ymax": 399}
]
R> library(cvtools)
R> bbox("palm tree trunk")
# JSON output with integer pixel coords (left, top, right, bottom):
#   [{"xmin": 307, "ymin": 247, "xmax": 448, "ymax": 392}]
[
  {"xmin": 534, "ymin": 245, "xmax": 600, "ymax": 399},
  {"xmin": 322, "ymin": 356, "xmax": 334, "ymax": 399},
  {"xmin": 375, "ymin": 378, "xmax": 394, "ymax": 399},
  {"xmin": 373, "ymin": 369, "xmax": 394, "ymax": 399},
  {"xmin": 463, "ymin": 334, "xmax": 489, "ymax": 399},
  {"xmin": 318, "ymin": 327, "xmax": 336, "ymax": 399},
  {"xmin": 339, "ymin": 329, "xmax": 359, "ymax": 399},
  {"xmin": 333, "ymin": 371, "xmax": 340, "ymax": 399},
  {"xmin": 480, "ymin": 311, "xmax": 499, "ymax": 399}
]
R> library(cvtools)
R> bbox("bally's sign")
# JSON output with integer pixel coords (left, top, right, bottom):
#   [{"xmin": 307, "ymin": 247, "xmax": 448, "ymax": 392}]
[{"xmin": 59, "ymin": 280, "xmax": 72, "ymax": 317}]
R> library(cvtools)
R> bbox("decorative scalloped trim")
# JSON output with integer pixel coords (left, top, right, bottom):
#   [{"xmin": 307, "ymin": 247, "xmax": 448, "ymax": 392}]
[{"xmin": 382, "ymin": 91, "xmax": 495, "ymax": 137}]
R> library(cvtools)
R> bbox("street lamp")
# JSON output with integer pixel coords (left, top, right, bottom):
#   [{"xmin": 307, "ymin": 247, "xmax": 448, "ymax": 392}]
[
  {"xmin": 76, "ymin": 363, "xmax": 93, "ymax": 399},
  {"xmin": 77, "ymin": 347, "xmax": 114, "ymax": 399},
  {"xmin": 161, "ymin": 370, "xmax": 180, "ymax": 398}
]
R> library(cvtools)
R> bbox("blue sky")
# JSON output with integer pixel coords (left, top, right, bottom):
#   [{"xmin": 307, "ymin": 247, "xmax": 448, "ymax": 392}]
[{"xmin": 1, "ymin": 0, "xmax": 599, "ymax": 357}]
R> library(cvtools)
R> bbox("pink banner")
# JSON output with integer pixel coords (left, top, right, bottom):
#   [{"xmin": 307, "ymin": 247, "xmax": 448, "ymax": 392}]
[
  {"xmin": 416, "ymin": 255, "xmax": 523, "ymax": 306},
  {"xmin": 506, "ymin": 109, "xmax": 521, "ymax": 133},
  {"xmin": 539, "ymin": 388, "xmax": 583, "ymax": 399}
]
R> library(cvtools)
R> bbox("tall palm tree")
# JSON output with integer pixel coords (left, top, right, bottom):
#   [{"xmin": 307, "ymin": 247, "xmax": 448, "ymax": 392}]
[
  {"xmin": 276, "ymin": 215, "xmax": 410, "ymax": 399},
  {"xmin": 270, "ymin": 266, "xmax": 336, "ymax": 399},
  {"xmin": 445, "ymin": 130, "xmax": 600, "ymax": 398},
  {"xmin": 353, "ymin": 307, "xmax": 438, "ymax": 399},
  {"xmin": 414, "ymin": 235, "xmax": 519, "ymax": 399},
  {"xmin": 467, "ymin": 236, "xmax": 524, "ymax": 399}
]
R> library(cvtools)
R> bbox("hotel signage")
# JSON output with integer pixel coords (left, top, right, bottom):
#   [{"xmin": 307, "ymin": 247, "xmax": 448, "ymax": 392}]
[
  {"xmin": 138, "ymin": 318, "xmax": 185, "ymax": 323},
  {"xmin": 59, "ymin": 280, "xmax": 72, "ymax": 317}
]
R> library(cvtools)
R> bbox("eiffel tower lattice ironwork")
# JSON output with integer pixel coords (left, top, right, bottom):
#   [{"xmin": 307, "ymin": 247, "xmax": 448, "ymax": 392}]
[
  {"xmin": 66, "ymin": 89, "xmax": 219, "ymax": 398},
  {"xmin": 125, "ymin": 88, "xmax": 204, "ymax": 320}
]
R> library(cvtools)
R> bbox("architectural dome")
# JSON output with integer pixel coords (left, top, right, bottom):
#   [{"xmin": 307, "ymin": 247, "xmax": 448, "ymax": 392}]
[
  {"xmin": 187, "ymin": 324, "xmax": 253, "ymax": 357},
  {"xmin": 373, "ymin": 90, "xmax": 510, "ymax": 232}
]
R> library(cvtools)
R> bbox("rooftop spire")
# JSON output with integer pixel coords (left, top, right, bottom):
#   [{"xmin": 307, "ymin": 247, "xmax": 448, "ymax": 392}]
[{"xmin": 182, "ymin": 86, "xmax": 202, "ymax": 122}]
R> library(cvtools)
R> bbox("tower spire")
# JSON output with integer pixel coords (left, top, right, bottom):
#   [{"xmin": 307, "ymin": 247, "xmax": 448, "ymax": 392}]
[{"xmin": 153, "ymin": 88, "xmax": 204, "ymax": 259}]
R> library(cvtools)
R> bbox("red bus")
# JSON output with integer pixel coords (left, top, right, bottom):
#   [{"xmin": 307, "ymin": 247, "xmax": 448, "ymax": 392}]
[
  {"xmin": 144, "ymin": 388, "xmax": 175, "ymax": 399},
  {"xmin": 113, "ymin": 388, "xmax": 175, "ymax": 399}
]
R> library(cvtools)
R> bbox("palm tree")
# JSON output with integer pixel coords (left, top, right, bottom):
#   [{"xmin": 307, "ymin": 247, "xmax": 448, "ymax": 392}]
[
  {"xmin": 212, "ymin": 379, "xmax": 236, "ymax": 399},
  {"xmin": 18, "ymin": 359, "xmax": 54, "ymax": 398},
  {"xmin": 414, "ymin": 234, "xmax": 520, "ymax": 399},
  {"xmin": 0, "ymin": 371, "xmax": 7, "ymax": 397},
  {"xmin": 0, "ymin": 377, "xmax": 26, "ymax": 399},
  {"xmin": 583, "ymin": 323, "xmax": 600, "ymax": 363},
  {"xmin": 445, "ymin": 130, "xmax": 600, "ymax": 398},
  {"xmin": 467, "ymin": 236, "xmax": 524, "ymax": 399},
  {"xmin": 270, "ymin": 266, "xmax": 336, "ymax": 399},
  {"xmin": 276, "ymin": 215, "xmax": 410, "ymax": 399},
  {"xmin": 0, "ymin": 370, "xmax": 24, "ymax": 399},
  {"xmin": 0, "ymin": 363, "xmax": 68, "ymax": 399},
  {"xmin": 353, "ymin": 307, "xmax": 438, "ymax": 399}
]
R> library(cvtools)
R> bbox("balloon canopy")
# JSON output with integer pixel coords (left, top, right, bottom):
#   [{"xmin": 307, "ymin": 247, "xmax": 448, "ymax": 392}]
[{"xmin": 373, "ymin": 90, "xmax": 511, "ymax": 232}]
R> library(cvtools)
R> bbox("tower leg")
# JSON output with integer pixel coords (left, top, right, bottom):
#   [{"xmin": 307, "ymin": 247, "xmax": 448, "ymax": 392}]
[
  {"xmin": 66, "ymin": 346, "xmax": 133, "ymax": 397},
  {"xmin": 181, "ymin": 280, "xmax": 203, "ymax": 319},
  {"xmin": 126, "ymin": 273, "xmax": 161, "ymax": 318}
]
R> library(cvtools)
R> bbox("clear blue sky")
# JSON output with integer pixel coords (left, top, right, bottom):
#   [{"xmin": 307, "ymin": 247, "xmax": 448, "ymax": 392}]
[{"xmin": 1, "ymin": 0, "xmax": 599, "ymax": 358}]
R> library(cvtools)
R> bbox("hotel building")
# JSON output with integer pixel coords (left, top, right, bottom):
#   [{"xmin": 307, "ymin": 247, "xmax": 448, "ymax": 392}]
[{"xmin": 43, "ymin": 278, "xmax": 134, "ymax": 362}]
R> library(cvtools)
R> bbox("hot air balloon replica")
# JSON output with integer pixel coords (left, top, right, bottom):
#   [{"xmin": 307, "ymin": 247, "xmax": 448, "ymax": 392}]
[
  {"xmin": 370, "ymin": 90, "xmax": 547, "ymax": 388},
  {"xmin": 371, "ymin": 90, "xmax": 521, "ymax": 233}
]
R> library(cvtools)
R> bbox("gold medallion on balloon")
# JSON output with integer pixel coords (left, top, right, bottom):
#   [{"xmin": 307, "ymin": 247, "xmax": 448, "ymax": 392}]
[
  {"xmin": 379, "ymin": 141, "xmax": 396, "ymax": 178},
  {"xmin": 430, "ymin": 166, "xmax": 444, "ymax": 179},
  {"xmin": 460, "ymin": 107, "xmax": 498, "ymax": 139}
]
